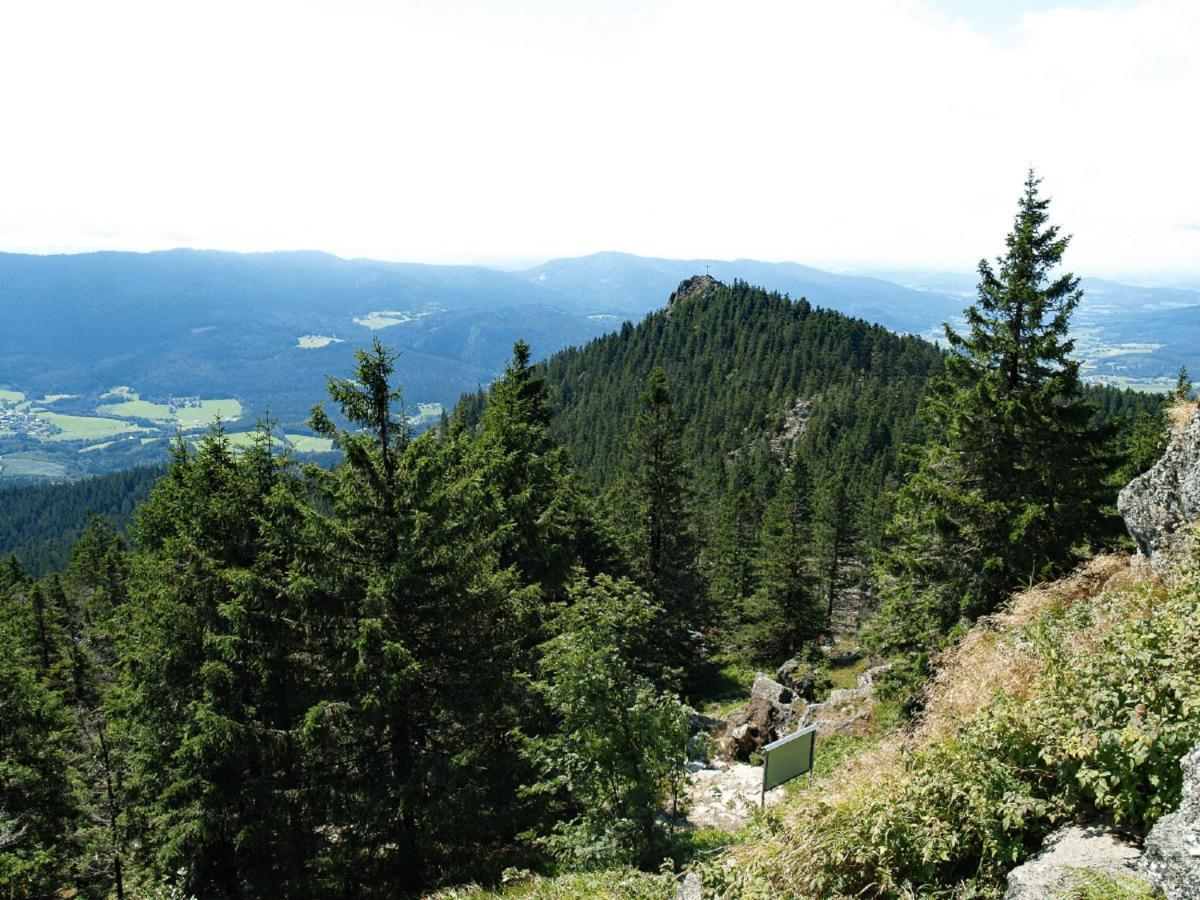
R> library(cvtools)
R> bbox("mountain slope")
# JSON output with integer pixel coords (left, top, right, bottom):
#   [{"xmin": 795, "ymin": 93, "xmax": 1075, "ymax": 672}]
[{"xmin": 541, "ymin": 275, "xmax": 946, "ymax": 491}]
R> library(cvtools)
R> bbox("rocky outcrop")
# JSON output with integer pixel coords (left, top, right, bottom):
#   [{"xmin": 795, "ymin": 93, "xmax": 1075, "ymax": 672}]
[
  {"xmin": 666, "ymin": 274, "xmax": 721, "ymax": 313},
  {"xmin": 750, "ymin": 672, "xmax": 794, "ymax": 706},
  {"xmin": 723, "ymin": 698, "xmax": 779, "ymax": 759},
  {"xmin": 1118, "ymin": 406, "xmax": 1200, "ymax": 578},
  {"xmin": 1001, "ymin": 740, "xmax": 1200, "ymax": 898},
  {"xmin": 720, "ymin": 672, "xmax": 816, "ymax": 759},
  {"xmin": 799, "ymin": 664, "xmax": 889, "ymax": 735},
  {"xmin": 674, "ymin": 870, "xmax": 702, "ymax": 900},
  {"xmin": 1140, "ymin": 742, "xmax": 1200, "ymax": 899},
  {"xmin": 1003, "ymin": 825, "xmax": 1146, "ymax": 899},
  {"xmin": 775, "ymin": 657, "xmax": 831, "ymax": 702},
  {"xmin": 769, "ymin": 397, "xmax": 815, "ymax": 457}
]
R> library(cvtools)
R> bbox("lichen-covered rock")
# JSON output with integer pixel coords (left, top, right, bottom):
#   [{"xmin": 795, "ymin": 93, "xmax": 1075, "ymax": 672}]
[
  {"xmin": 1003, "ymin": 825, "xmax": 1146, "ymax": 899},
  {"xmin": 1118, "ymin": 407, "xmax": 1200, "ymax": 578},
  {"xmin": 750, "ymin": 673, "xmax": 793, "ymax": 706},
  {"xmin": 1140, "ymin": 742, "xmax": 1200, "ymax": 900},
  {"xmin": 775, "ymin": 657, "xmax": 831, "ymax": 701}
]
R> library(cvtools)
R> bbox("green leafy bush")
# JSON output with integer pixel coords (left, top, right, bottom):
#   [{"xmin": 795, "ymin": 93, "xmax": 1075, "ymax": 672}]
[{"xmin": 521, "ymin": 575, "xmax": 690, "ymax": 869}]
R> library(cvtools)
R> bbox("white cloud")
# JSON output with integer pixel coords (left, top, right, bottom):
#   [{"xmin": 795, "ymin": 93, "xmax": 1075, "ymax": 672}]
[{"xmin": 0, "ymin": 0, "xmax": 1196, "ymax": 278}]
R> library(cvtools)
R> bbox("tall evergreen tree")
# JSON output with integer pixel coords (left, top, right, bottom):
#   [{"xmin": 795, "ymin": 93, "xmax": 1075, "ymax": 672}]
[
  {"xmin": 737, "ymin": 461, "xmax": 822, "ymax": 659},
  {"xmin": 869, "ymin": 171, "xmax": 1115, "ymax": 700},
  {"xmin": 120, "ymin": 425, "xmax": 324, "ymax": 897},
  {"xmin": 624, "ymin": 368, "xmax": 704, "ymax": 682},
  {"xmin": 309, "ymin": 340, "xmax": 528, "ymax": 891},
  {"xmin": 473, "ymin": 339, "xmax": 580, "ymax": 596}
]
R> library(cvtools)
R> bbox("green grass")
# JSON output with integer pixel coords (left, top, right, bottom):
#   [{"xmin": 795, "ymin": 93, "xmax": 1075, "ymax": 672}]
[
  {"xmin": 173, "ymin": 399, "xmax": 243, "ymax": 428},
  {"xmin": 93, "ymin": 397, "xmax": 243, "ymax": 429},
  {"xmin": 36, "ymin": 412, "xmax": 148, "ymax": 442},
  {"xmin": 665, "ymin": 827, "xmax": 741, "ymax": 870},
  {"xmin": 829, "ymin": 656, "xmax": 870, "ymax": 691},
  {"xmin": 297, "ymin": 334, "xmax": 344, "ymax": 348},
  {"xmin": 693, "ymin": 653, "xmax": 761, "ymax": 716},
  {"xmin": 0, "ymin": 389, "xmax": 26, "ymax": 403},
  {"xmin": 433, "ymin": 868, "xmax": 676, "ymax": 899},
  {"xmin": 219, "ymin": 431, "xmax": 264, "ymax": 449},
  {"xmin": 96, "ymin": 399, "xmax": 175, "ymax": 421},
  {"xmin": 354, "ymin": 311, "xmax": 410, "ymax": 330},
  {"xmin": 100, "ymin": 386, "xmax": 137, "ymax": 400},
  {"xmin": 285, "ymin": 433, "xmax": 335, "ymax": 453},
  {"xmin": 1059, "ymin": 869, "xmax": 1162, "ymax": 899}
]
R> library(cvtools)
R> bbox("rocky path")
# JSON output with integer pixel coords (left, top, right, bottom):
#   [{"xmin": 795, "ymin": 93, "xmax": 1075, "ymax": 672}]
[
  {"xmin": 679, "ymin": 662, "xmax": 889, "ymax": 832},
  {"xmin": 674, "ymin": 762, "xmax": 787, "ymax": 831}
]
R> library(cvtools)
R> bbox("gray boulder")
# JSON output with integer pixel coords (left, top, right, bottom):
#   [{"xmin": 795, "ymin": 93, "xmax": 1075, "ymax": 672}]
[
  {"xmin": 1140, "ymin": 742, "xmax": 1200, "ymax": 899},
  {"xmin": 674, "ymin": 870, "xmax": 702, "ymax": 900},
  {"xmin": 1004, "ymin": 825, "xmax": 1147, "ymax": 899},
  {"xmin": 750, "ymin": 672, "xmax": 793, "ymax": 706},
  {"xmin": 1118, "ymin": 407, "xmax": 1200, "ymax": 578}
]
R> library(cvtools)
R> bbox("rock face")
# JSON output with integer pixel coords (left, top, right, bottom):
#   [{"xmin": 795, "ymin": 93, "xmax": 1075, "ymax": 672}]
[
  {"xmin": 666, "ymin": 274, "xmax": 721, "ymax": 313},
  {"xmin": 674, "ymin": 870, "xmax": 702, "ymax": 900},
  {"xmin": 1140, "ymin": 742, "xmax": 1200, "ymax": 899},
  {"xmin": 721, "ymin": 673, "xmax": 813, "ymax": 759},
  {"xmin": 1118, "ymin": 407, "xmax": 1200, "ymax": 577},
  {"xmin": 799, "ymin": 664, "xmax": 890, "ymax": 736},
  {"xmin": 1003, "ymin": 825, "xmax": 1146, "ymax": 899},
  {"xmin": 723, "ymin": 698, "xmax": 779, "ymax": 759}
]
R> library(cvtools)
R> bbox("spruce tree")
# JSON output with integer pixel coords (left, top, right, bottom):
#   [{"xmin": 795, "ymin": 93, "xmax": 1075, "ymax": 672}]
[
  {"xmin": 625, "ymin": 368, "xmax": 704, "ymax": 682},
  {"xmin": 738, "ymin": 461, "xmax": 822, "ymax": 659},
  {"xmin": 869, "ymin": 171, "xmax": 1114, "ymax": 699},
  {"xmin": 309, "ymin": 340, "xmax": 527, "ymax": 891},
  {"xmin": 120, "ymin": 425, "xmax": 323, "ymax": 896}
]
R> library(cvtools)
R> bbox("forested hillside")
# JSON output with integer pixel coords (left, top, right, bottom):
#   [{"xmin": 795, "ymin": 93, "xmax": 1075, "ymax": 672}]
[
  {"xmin": 521, "ymin": 275, "xmax": 1162, "ymax": 634},
  {"xmin": 0, "ymin": 467, "xmax": 161, "ymax": 574}
]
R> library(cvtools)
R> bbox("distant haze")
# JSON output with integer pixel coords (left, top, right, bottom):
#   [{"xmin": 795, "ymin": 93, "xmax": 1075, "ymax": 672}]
[{"xmin": 1, "ymin": 0, "xmax": 1197, "ymax": 280}]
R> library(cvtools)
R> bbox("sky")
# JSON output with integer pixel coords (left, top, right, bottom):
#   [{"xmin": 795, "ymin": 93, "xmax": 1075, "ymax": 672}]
[{"xmin": 1, "ymin": 0, "xmax": 1197, "ymax": 280}]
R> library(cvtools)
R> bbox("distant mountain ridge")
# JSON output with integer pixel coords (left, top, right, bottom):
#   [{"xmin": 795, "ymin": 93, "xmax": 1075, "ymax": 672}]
[
  {"xmin": 0, "ymin": 247, "xmax": 966, "ymax": 418},
  {"xmin": 0, "ymin": 247, "xmax": 1191, "ymax": 482},
  {"xmin": 519, "ymin": 251, "xmax": 965, "ymax": 331}
]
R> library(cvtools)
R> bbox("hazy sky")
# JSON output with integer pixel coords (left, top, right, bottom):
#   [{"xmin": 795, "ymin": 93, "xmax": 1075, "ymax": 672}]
[{"xmin": 1, "ymin": 0, "xmax": 1197, "ymax": 278}]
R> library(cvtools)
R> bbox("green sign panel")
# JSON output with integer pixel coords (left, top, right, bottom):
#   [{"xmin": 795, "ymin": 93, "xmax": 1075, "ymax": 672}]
[{"xmin": 762, "ymin": 723, "xmax": 817, "ymax": 793}]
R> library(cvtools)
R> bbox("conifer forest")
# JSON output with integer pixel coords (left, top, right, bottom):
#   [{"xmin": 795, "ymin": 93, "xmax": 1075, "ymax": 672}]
[{"xmin": 2, "ymin": 175, "xmax": 1183, "ymax": 898}]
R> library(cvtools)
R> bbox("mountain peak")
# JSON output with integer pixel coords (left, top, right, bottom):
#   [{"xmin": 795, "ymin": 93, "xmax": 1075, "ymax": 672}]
[{"xmin": 667, "ymin": 274, "xmax": 722, "ymax": 312}]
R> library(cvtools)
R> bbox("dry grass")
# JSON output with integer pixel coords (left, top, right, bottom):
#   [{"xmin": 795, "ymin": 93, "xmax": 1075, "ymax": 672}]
[
  {"xmin": 1167, "ymin": 399, "xmax": 1198, "ymax": 434},
  {"xmin": 914, "ymin": 553, "xmax": 1130, "ymax": 742},
  {"xmin": 757, "ymin": 555, "xmax": 1142, "ymax": 813}
]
